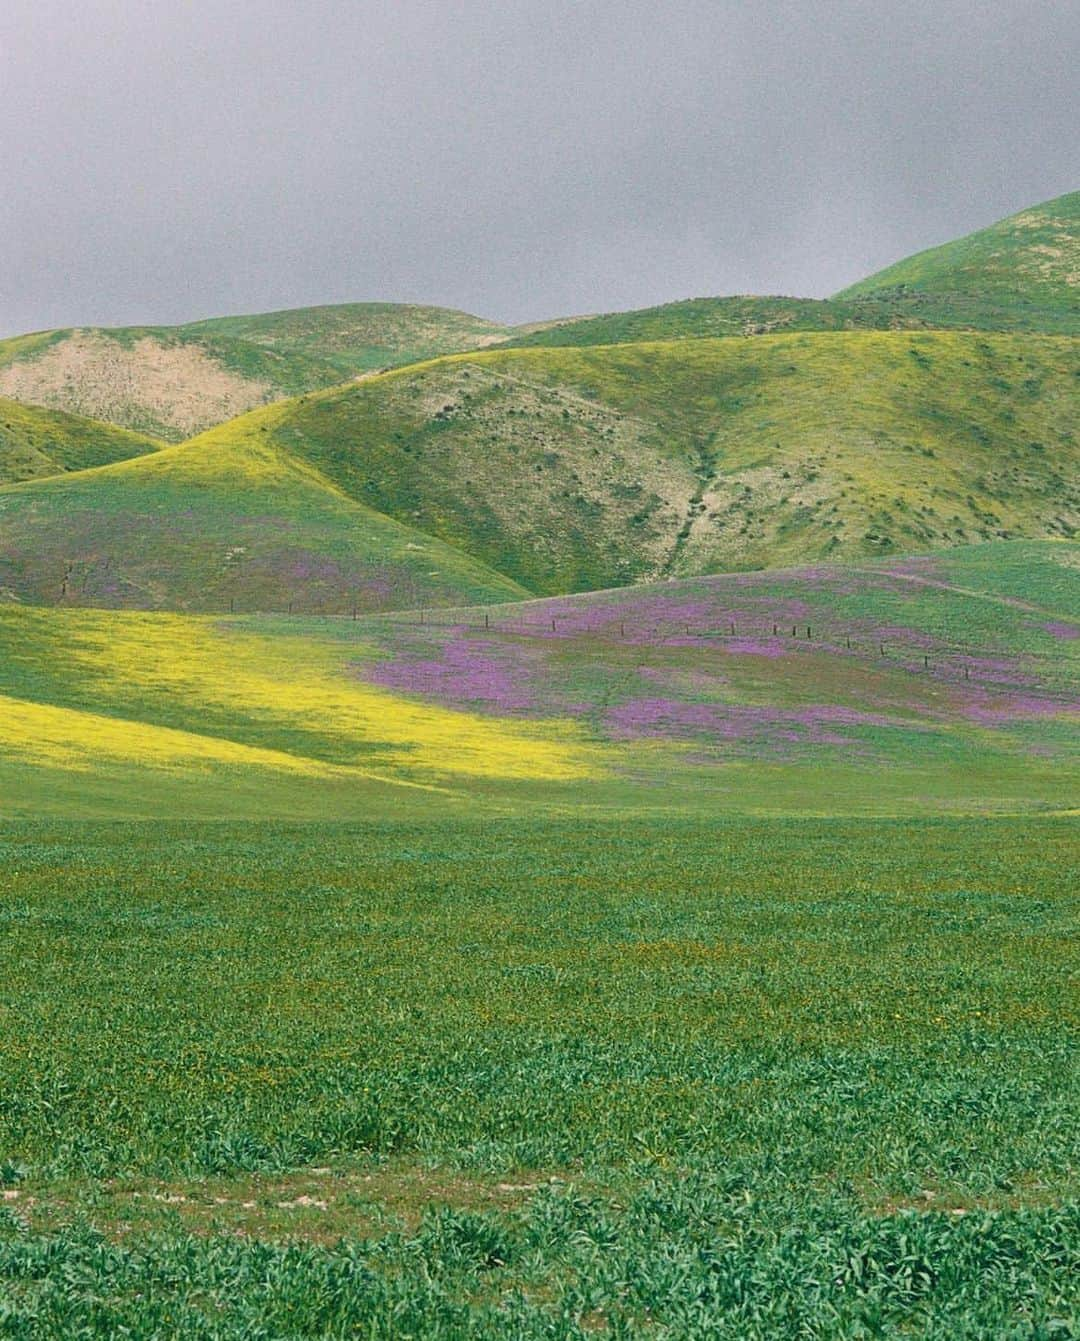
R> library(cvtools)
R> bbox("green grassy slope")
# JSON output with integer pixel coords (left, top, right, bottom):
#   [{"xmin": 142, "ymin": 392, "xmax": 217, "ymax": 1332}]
[
  {"xmin": 0, "ymin": 396, "xmax": 161, "ymax": 484},
  {"xmin": 184, "ymin": 301, "xmax": 511, "ymax": 374},
  {"xmin": 0, "ymin": 305, "xmax": 511, "ymax": 440},
  {"xmin": 837, "ymin": 190, "xmax": 1080, "ymax": 317},
  {"xmin": 504, "ymin": 195, "xmax": 1080, "ymax": 346},
  {"xmin": 506, "ymin": 288, "xmax": 1080, "ymax": 349},
  {"xmin": 350, "ymin": 538, "xmax": 1078, "ymax": 814},
  {"xmin": 0, "ymin": 430, "xmax": 526, "ymax": 611},
  {"xmin": 188, "ymin": 331, "xmax": 1080, "ymax": 594},
  {"xmin": 0, "ymin": 541, "xmax": 1073, "ymax": 819}
]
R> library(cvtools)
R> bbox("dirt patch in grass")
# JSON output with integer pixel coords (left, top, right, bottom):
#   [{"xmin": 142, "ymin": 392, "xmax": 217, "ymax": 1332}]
[{"xmin": 13, "ymin": 1159, "xmax": 583, "ymax": 1246}]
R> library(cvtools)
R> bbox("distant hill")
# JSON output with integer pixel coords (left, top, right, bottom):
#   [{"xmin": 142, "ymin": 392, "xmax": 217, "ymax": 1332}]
[
  {"xmin": 183, "ymin": 302, "xmax": 511, "ymax": 375},
  {"xmin": 0, "ymin": 396, "xmax": 160, "ymax": 484},
  {"xmin": 504, "ymin": 191, "xmax": 1079, "ymax": 348},
  {"xmin": 0, "ymin": 304, "xmax": 511, "ymax": 441},
  {"xmin": 505, "ymin": 288, "xmax": 1080, "ymax": 348},
  {"xmin": 836, "ymin": 190, "xmax": 1080, "ymax": 318},
  {"xmin": 1, "ymin": 190, "xmax": 1075, "ymax": 447},
  {"xmin": 0, "ymin": 429, "xmax": 526, "ymax": 611},
  {"xmin": 187, "ymin": 331, "xmax": 1080, "ymax": 594}
]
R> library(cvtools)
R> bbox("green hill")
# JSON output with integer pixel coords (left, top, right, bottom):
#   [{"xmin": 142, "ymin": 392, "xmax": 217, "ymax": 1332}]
[
  {"xmin": 183, "ymin": 302, "xmax": 511, "ymax": 375},
  {"xmin": 0, "ymin": 540, "xmax": 1073, "ymax": 818},
  {"xmin": 0, "ymin": 396, "xmax": 161, "ymax": 484},
  {"xmin": 836, "ymin": 190, "xmax": 1080, "ymax": 317},
  {"xmin": 2, "ymin": 191, "xmax": 1075, "ymax": 446},
  {"xmin": 187, "ymin": 331, "xmax": 1080, "ymax": 594},
  {"xmin": 0, "ymin": 429, "xmax": 526, "ymax": 611},
  {"xmin": 505, "ymin": 192, "xmax": 1080, "ymax": 347},
  {"xmin": 507, "ymin": 288, "xmax": 1080, "ymax": 348},
  {"xmin": 0, "ymin": 304, "xmax": 511, "ymax": 441}
]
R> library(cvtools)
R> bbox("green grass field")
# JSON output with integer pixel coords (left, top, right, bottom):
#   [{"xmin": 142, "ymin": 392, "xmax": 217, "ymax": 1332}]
[
  {"xmin": 0, "ymin": 542, "xmax": 1074, "ymax": 820},
  {"xmin": 0, "ymin": 187, "xmax": 1077, "ymax": 1336},
  {"xmin": 0, "ymin": 817, "xmax": 1076, "ymax": 1337}
]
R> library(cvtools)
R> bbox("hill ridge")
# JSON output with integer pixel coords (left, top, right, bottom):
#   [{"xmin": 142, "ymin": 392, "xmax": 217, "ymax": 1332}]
[{"xmin": 835, "ymin": 189, "xmax": 1080, "ymax": 309}]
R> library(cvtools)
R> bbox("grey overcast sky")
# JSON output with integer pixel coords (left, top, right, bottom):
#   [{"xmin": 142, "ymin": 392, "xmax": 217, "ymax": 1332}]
[{"xmin": 1, "ymin": 0, "xmax": 1077, "ymax": 335}]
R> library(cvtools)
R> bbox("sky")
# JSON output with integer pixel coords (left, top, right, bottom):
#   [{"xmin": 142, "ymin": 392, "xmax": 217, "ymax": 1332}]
[{"xmin": 1, "ymin": 0, "xmax": 1078, "ymax": 334}]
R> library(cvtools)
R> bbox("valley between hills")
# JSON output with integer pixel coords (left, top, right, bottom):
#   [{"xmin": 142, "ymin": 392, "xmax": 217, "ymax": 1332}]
[{"xmin": 0, "ymin": 190, "xmax": 1074, "ymax": 818}]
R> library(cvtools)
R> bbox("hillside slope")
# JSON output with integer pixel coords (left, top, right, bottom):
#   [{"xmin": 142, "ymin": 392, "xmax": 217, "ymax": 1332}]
[
  {"xmin": 183, "ymin": 302, "xmax": 511, "ymax": 375},
  {"xmin": 0, "ymin": 541, "xmax": 1073, "ymax": 818},
  {"xmin": 0, "ymin": 396, "xmax": 161, "ymax": 484},
  {"xmin": 0, "ymin": 432, "xmax": 526, "ymax": 612},
  {"xmin": 188, "ymin": 331, "xmax": 1080, "ymax": 594},
  {"xmin": 505, "ymin": 288, "xmax": 1080, "ymax": 349},
  {"xmin": 0, "ymin": 305, "xmax": 511, "ymax": 440},
  {"xmin": 504, "ymin": 192, "xmax": 1080, "ymax": 345},
  {"xmin": 836, "ymin": 190, "xmax": 1080, "ymax": 317}
]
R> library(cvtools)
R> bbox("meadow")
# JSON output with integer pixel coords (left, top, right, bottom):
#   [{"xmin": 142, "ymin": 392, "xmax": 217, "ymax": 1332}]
[
  {"xmin": 0, "ymin": 816, "xmax": 1076, "ymax": 1337},
  {"xmin": 0, "ymin": 541, "xmax": 1074, "ymax": 822},
  {"xmin": 0, "ymin": 186, "xmax": 1077, "ymax": 1336}
]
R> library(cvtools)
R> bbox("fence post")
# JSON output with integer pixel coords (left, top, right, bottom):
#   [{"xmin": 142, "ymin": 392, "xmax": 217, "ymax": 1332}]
[
  {"xmin": 806, "ymin": 626, "xmax": 811, "ymax": 639},
  {"xmin": 485, "ymin": 612, "xmax": 489, "ymax": 629},
  {"xmin": 620, "ymin": 622, "xmax": 625, "ymax": 638}
]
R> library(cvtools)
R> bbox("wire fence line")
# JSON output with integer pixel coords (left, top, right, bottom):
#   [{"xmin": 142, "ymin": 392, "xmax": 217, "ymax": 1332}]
[
  {"xmin": 51, "ymin": 579, "xmax": 1071, "ymax": 696},
  {"xmin": 355, "ymin": 607, "xmax": 1080, "ymax": 698}
]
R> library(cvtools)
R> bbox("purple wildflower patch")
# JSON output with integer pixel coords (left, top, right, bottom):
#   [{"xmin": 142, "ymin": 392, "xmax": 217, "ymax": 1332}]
[
  {"xmin": 603, "ymin": 697, "xmax": 916, "ymax": 745},
  {"xmin": 364, "ymin": 638, "xmax": 537, "ymax": 712}
]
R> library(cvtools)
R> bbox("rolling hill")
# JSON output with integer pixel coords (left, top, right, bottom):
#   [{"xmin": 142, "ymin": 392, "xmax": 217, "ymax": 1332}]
[
  {"xmin": 836, "ymin": 189, "xmax": 1080, "ymax": 316},
  {"xmin": 0, "ymin": 396, "xmax": 161, "ymax": 484},
  {"xmin": 0, "ymin": 188, "xmax": 1075, "ymax": 609},
  {"xmin": 185, "ymin": 330, "xmax": 1080, "ymax": 594},
  {"xmin": 0, "ymin": 304, "xmax": 512, "ymax": 441},
  {"xmin": 182, "ymin": 302, "xmax": 511, "ymax": 375},
  {"xmin": 0, "ymin": 429, "xmax": 525, "ymax": 611},
  {"xmin": 503, "ymin": 287, "xmax": 1080, "ymax": 350},
  {"xmin": 500, "ymin": 191, "xmax": 1080, "ymax": 346},
  {"xmin": 0, "ymin": 540, "xmax": 1073, "ymax": 818},
  {"xmin": 0, "ymin": 188, "xmax": 1075, "ymax": 450}
]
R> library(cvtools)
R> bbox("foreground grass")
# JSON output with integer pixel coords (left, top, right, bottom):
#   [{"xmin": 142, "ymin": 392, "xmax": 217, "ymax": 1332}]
[{"xmin": 0, "ymin": 817, "xmax": 1076, "ymax": 1335}]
